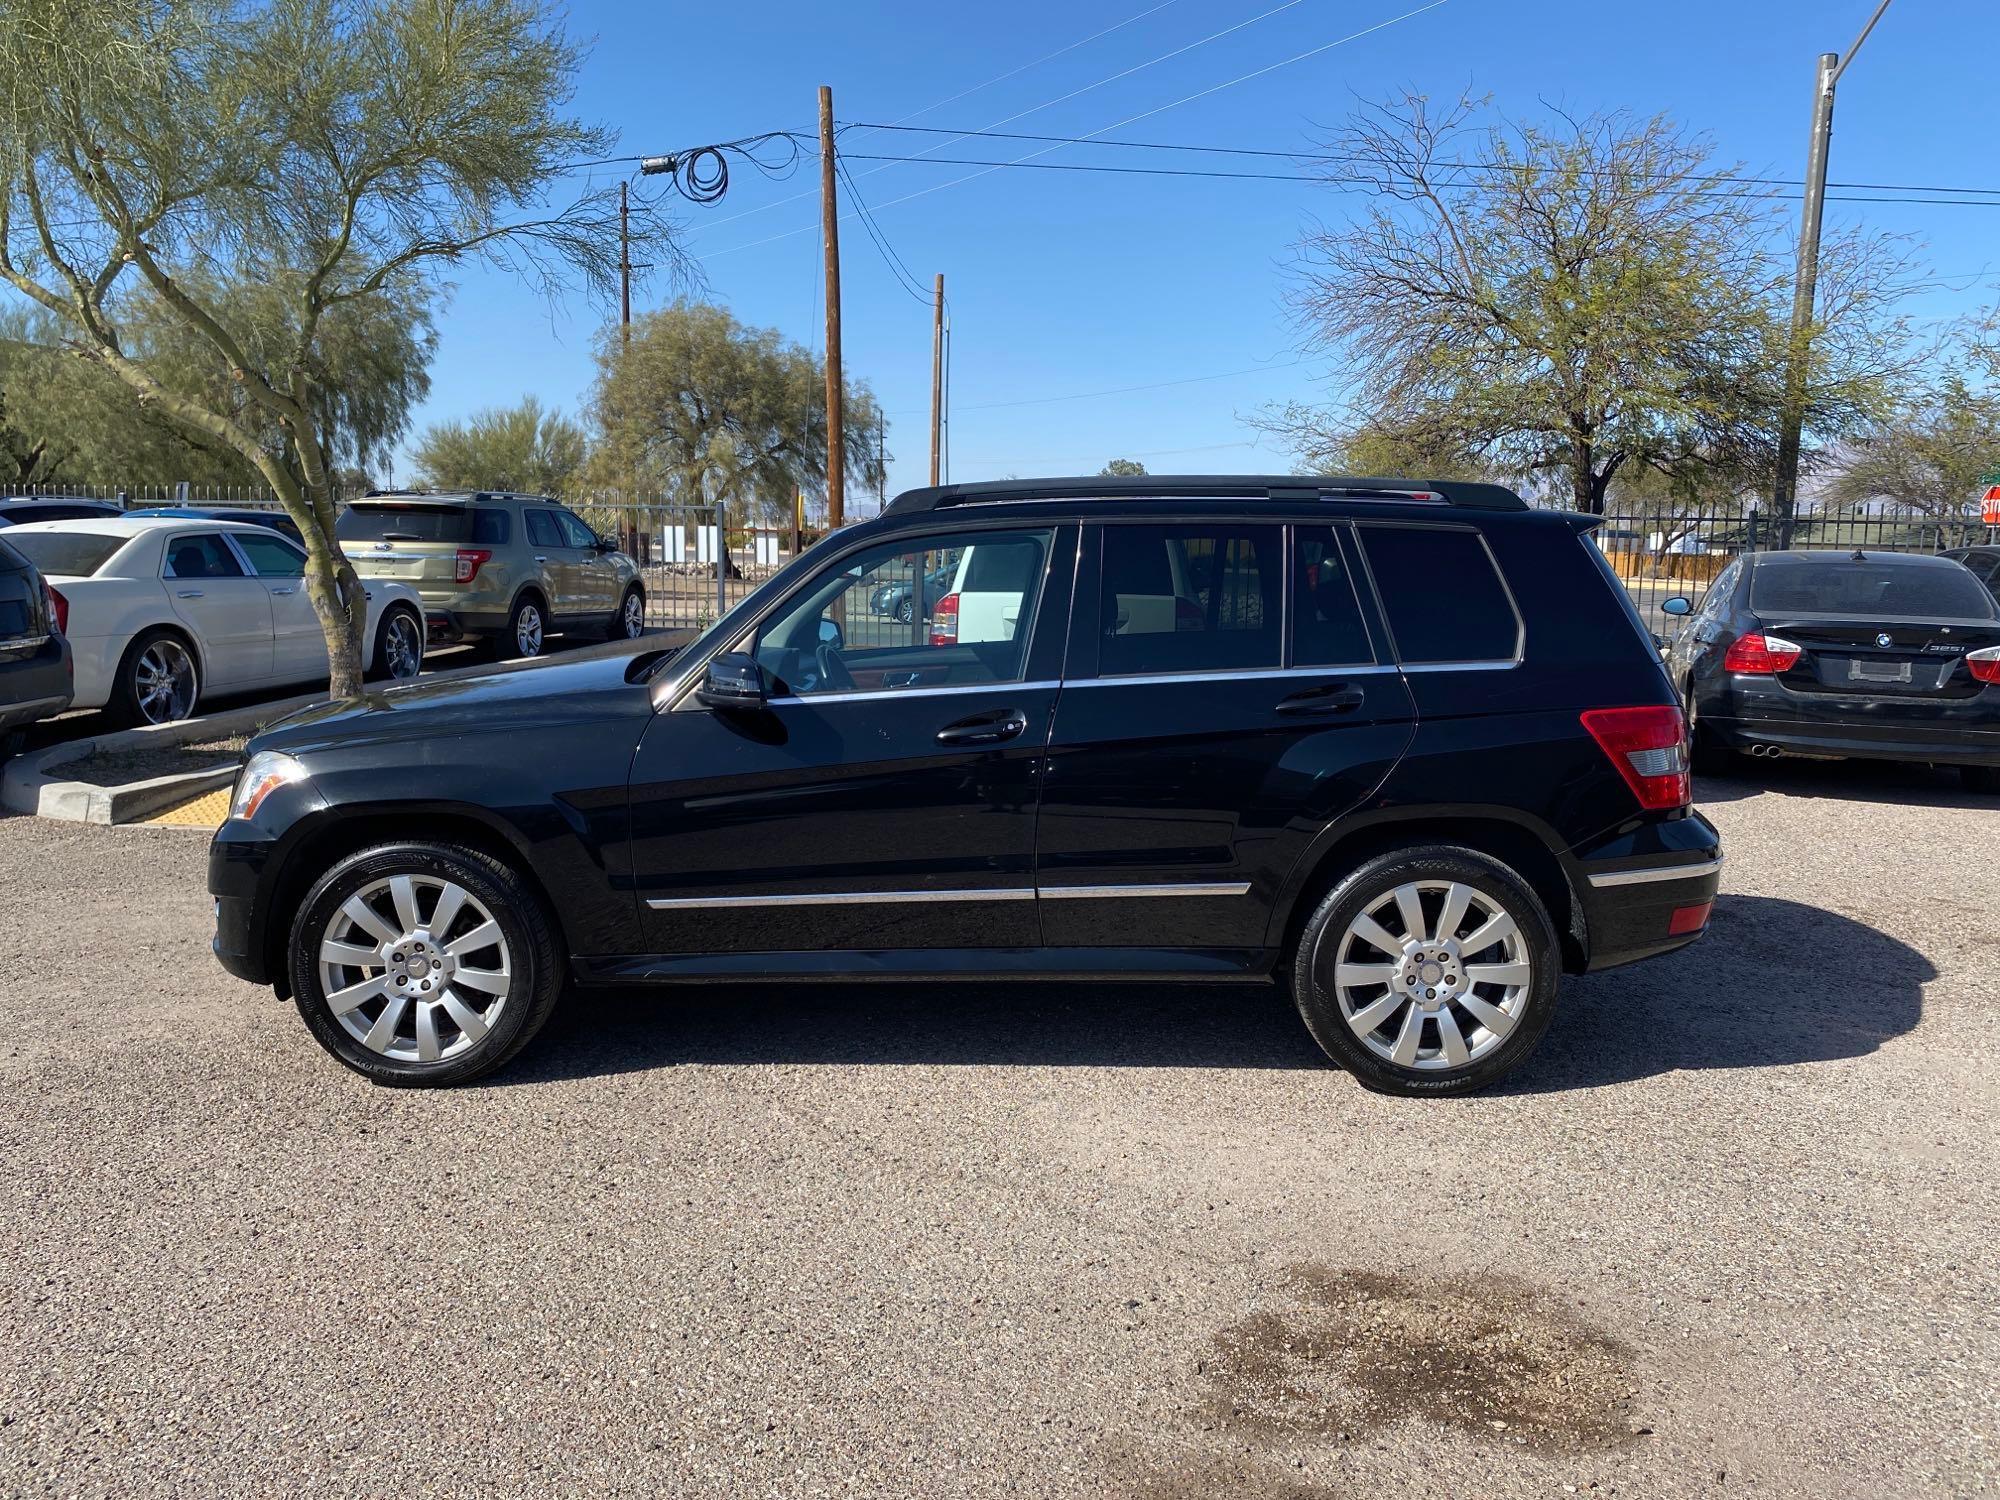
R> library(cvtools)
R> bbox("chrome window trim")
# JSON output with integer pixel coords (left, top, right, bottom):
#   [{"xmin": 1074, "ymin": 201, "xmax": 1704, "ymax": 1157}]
[
  {"xmin": 1069, "ymin": 664, "xmax": 1395, "ymax": 688},
  {"xmin": 1585, "ymin": 856, "xmax": 1724, "ymax": 889},
  {"xmin": 645, "ymin": 880, "xmax": 1255, "ymax": 911},
  {"xmin": 764, "ymin": 679, "xmax": 1062, "ymax": 707},
  {"xmin": 1402, "ymin": 659, "xmax": 1523, "ymax": 674}
]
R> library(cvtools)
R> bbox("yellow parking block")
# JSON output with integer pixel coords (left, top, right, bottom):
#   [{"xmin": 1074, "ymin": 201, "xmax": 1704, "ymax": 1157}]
[{"xmin": 141, "ymin": 786, "xmax": 233, "ymax": 829}]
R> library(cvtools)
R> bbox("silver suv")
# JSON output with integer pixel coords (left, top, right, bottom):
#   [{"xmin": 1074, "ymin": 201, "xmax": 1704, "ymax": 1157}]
[{"xmin": 336, "ymin": 491, "xmax": 644, "ymax": 658}]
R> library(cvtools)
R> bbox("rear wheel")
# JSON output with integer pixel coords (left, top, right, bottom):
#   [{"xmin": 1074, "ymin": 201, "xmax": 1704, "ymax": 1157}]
[
  {"xmin": 1686, "ymin": 677, "xmax": 1737, "ymax": 775},
  {"xmin": 288, "ymin": 842, "xmax": 564, "ymax": 1086},
  {"xmin": 366, "ymin": 606, "xmax": 423, "ymax": 683},
  {"xmin": 106, "ymin": 628, "xmax": 200, "ymax": 727},
  {"xmin": 1292, "ymin": 846, "xmax": 1559, "ymax": 1097},
  {"xmin": 504, "ymin": 594, "xmax": 546, "ymax": 658}
]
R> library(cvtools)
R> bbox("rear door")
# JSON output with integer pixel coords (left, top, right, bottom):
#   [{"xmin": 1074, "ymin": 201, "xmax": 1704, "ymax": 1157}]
[
  {"xmin": 226, "ymin": 530, "xmax": 322, "ymax": 683},
  {"xmin": 161, "ymin": 531, "xmax": 273, "ymax": 687},
  {"xmin": 1035, "ymin": 518, "xmax": 1416, "ymax": 952},
  {"xmin": 523, "ymin": 507, "xmax": 587, "ymax": 624}
]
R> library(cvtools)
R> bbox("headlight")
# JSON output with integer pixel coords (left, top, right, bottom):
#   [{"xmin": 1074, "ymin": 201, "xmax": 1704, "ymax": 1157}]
[{"xmin": 228, "ymin": 751, "xmax": 307, "ymax": 822}]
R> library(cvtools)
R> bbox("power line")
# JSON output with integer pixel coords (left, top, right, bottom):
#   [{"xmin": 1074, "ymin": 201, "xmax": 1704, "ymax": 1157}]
[
  {"xmin": 701, "ymin": 0, "xmax": 1453, "ymax": 261},
  {"xmin": 848, "ymin": 122, "xmax": 2000, "ymax": 200},
  {"xmin": 834, "ymin": 152, "xmax": 932, "ymax": 305}
]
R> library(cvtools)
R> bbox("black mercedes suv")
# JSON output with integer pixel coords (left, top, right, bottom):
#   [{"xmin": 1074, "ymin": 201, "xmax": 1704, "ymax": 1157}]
[{"xmin": 209, "ymin": 476, "xmax": 1722, "ymax": 1095}]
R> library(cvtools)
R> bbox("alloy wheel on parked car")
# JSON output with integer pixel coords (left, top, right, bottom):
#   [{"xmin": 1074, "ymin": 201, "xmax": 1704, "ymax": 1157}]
[
  {"xmin": 382, "ymin": 611, "xmax": 422, "ymax": 680},
  {"xmin": 621, "ymin": 589, "xmax": 646, "ymax": 638},
  {"xmin": 133, "ymin": 638, "xmax": 198, "ymax": 723},
  {"xmin": 513, "ymin": 602, "xmax": 544, "ymax": 657}
]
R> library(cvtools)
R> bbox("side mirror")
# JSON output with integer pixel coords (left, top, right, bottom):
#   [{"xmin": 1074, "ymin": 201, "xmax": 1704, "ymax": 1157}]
[
  {"xmin": 593, "ymin": 537, "xmax": 618, "ymax": 554},
  {"xmin": 695, "ymin": 652, "xmax": 766, "ymax": 710},
  {"xmin": 1661, "ymin": 595, "xmax": 1693, "ymax": 617},
  {"xmin": 818, "ymin": 616, "xmax": 844, "ymax": 651}
]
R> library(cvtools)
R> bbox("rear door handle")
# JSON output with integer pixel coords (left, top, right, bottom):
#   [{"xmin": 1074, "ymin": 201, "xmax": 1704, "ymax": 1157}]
[
  {"xmin": 1275, "ymin": 684, "xmax": 1365, "ymax": 717},
  {"xmin": 175, "ymin": 589, "xmax": 204, "ymax": 599},
  {"xmin": 936, "ymin": 708, "xmax": 1029, "ymax": 746},
  {"xmin": 270, "ymin": 587, "xmax": 295, "ymax": 596}
]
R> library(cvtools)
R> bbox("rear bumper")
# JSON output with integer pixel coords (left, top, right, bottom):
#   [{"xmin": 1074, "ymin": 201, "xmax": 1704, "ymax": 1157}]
[
  {"xmin": 1698, "ymin": 670, "xmax": 2000, "ymax": 765},
  {"xmin": 420, "ymin": 607, "xmax": 511, "ymax": 644},
  {"xmin": 1570, "ymin": 810, "xmax": 1723, "ymax": 972},
  {"xmin": 1702, "ymin": 713, "xmax": 2000, "ymax": 765},
  {"xmin": 0, "ymin": 635, "xmax": 72, "ymax": 733}
]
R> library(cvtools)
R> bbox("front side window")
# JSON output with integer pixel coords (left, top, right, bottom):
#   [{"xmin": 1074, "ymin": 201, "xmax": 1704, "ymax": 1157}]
[
  {"xmin": 555, "ymin": 510, "xmax": 599, "ymax": 549},
  {"xmin": 753, "ymin": 529, "xmax": 1051, "ymax": 697},
  {"xmin": 1098, "ymin": 522, "xmax": 1281, "ymax": 676},
  {"xmin": 231, "ymin": 532, "xmax": 307, "ymax": 578},
  {"xmin": 1359, "ymin": 524, "xmax": 1519, "ymax": 664},
  {"xmin": 524, "ymin": 509, "xmax": 564, "ymax": 550},
  {"xmin": 1292, "ymin": 526, "xmax": 1373, "ymax": 666},
  {"xmin": 163, "ymin": 533, "xmax": 245, "ymax": 580}
]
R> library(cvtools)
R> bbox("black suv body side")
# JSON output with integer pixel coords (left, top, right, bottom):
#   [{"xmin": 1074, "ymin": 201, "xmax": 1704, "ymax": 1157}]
[{"xmin": 211, "ymin": 477, "xmax": 1720, "ymax": 1093}]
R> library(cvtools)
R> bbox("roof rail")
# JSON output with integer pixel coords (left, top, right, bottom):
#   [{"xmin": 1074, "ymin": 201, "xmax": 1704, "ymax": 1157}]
[{"xmin": 879, "ymin": 474, "xmax": 1528, "ymax": 516}]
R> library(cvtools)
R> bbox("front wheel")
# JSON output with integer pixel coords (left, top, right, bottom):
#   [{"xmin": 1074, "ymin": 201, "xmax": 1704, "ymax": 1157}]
[
  {"xmin": 1292, "ymin": 846, "xmax": 1560, "ymax": 1097},
  {"xmin": 288, "ymin": 842, "xmax": 564, "ymax": 1086},
  {"xmin": 611, "ymin": 584, "xmax": 646, "ymax": 640}
]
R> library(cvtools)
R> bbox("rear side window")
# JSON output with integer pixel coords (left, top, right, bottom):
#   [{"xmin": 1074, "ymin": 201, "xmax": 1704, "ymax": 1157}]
[
  {"xmin": 231, "ymin": 532, "xmax": 307, "ymax": 578},
  {"xmin": 163, "ymin": 534, "xmax": 245, "ymax": 580},
  {"xmin": 1099, "ymin": 522, "xmax": 1281, "ymax": 675},
  {"xmin": 1292, "ymin": 526, "xmax": 1373, "ymax": 665},
  {"xmin": 336, "ymin": 504, "xmax": 473, "ymax": 545},
  {"xmin": 1360, "ymin": 524, "xmax": 1520, "ymax": 664},
  {"xmin": 1750, "ymin": 558, "xmax": 1996, "ymax": 618},
  {"xmin": 524, "ymin": 509, "xmax": 564, "ymax": 549},
  {"xmin": 4, "ymin": 532, "xmax": 123, "ymax": 578}
]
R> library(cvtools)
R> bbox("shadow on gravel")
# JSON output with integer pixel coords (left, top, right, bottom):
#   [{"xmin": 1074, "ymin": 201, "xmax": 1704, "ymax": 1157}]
[
  {"xmin": 502, "ymin": 977, "xmax": 1328, "ymax": 1084},
  {"xmin": 1695, "ymin": 759, "xmax": 1995, "ymax": 810},
  {"xmin": 1507, "ymin": 893, "xmax": 1931, "ymax": 1093},
  {"xmin": 502, "ymin": 902, "xmax": 1928, "ymax": 1090}
]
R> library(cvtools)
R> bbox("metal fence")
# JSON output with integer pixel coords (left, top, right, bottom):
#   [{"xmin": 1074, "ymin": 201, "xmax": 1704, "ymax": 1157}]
[{"xmin": 1591, "ymin": 505, "xmax": 1996, "ymax": 632}]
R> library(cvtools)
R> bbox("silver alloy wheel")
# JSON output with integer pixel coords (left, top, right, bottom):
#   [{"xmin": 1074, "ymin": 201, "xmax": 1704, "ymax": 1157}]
[
  {"xmin": 133, "ymin": 638, "xmax": 198, "ymax": 723},
  {"xmin": 621, "ymin": 589, "xmax": 645, "ymax": 638},
  {"xmin": 382, "ymin": 611, "xmax": 422, "ymax": 679},
  {"xmin": 1330, "ymin": 879, "xmax": 1532, "ymax": 1072},
  {"xmin": 316, "ymin": 874, "xmax": 513, "ymax": 1065},
  {"xmin": 514, "ymin": 603, "xmax": 544, "ymax": 656}
]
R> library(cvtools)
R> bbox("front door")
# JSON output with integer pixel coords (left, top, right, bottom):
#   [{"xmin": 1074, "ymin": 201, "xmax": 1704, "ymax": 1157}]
[
  {"xmin": 553, "ymin": 507, "xmax": 617, "ymax": 617},
  {"xmin": 1035, "ymin": 519, "xmax": 1417, "ymax": 952},
  {"xmin": 160, "ymin": 531, "xmax": 274, "ymax": 688},
  {"xmin": 628, "ymin": 524, "xmax": 1075, "ymax": 959}
]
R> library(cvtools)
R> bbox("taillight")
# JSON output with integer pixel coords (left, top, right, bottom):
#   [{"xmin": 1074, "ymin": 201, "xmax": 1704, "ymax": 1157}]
[
  {"xmin": 1722, "ymin": 632, "xmax": 1802, "ymax": 674},
  {"xmin": 1968, "ymin": 646, "xmax": 2000, "ymax": 684},
  {"xmin": 1581, "ymin": 705, "xmax": 1691, "ymax": 812},
  {"xmin": 454, "ymin": 548, "xmax": 492, "ymax": 584},
  {"xmin": 1175, "ymin": 596, "xmax": 1205, "ymax": 631},
  {"xmin": 929, "ymin": 591, "xmax": 959, "ymax": 646},
  {"xmin": 45, "ymin": 582, "xmax": 67, "ymax": 636}
]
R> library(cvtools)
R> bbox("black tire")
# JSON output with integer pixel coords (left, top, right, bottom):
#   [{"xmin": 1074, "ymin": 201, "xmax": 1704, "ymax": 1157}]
[
  {"xmin": 288, "ymin": 841, "xmax": 565, "ymax": 1087},
  {"xmin": 894, "ymin": 596, "xmax": 915, "ymax": 625},
  {"xmin": 1686, "ymin": 677, "xmax": 1738, "ymax": 775},
  {"xmin": 1962, "ymin": 764, "xmax": 2000, "ymax": 794},
  {"xmin": 1291, "ymin": 845, "xmax": 1560, "ymax": 1097},
  {"xmin": 503, "ymin": 592, "xmax": 547, "ymax": 659},
  {"xmin": 365, "ymin": 605, "xmax": 424, "ymax": 683},
  {"xmin": 104, "ymin": 626, "xmax": 200, "ymax": 727},
  {"xmin": 609, "ymin": 584, "xmax": 646, "ymax": 641}
]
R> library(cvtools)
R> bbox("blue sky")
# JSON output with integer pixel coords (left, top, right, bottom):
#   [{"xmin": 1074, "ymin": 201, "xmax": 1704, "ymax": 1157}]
[{"xmin": 403, "ymin": 0, "xmax": 2000, "ymax": 507}]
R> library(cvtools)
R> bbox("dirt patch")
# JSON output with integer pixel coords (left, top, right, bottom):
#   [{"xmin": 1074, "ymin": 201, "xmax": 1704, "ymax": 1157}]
[
  {"xmin": 59, "ymin": 735, "xmax": 247, "ymax": 787},
  {"xmin": 1204, "ymin": 1265, "xmax": 1641, "ymax": 1457}
]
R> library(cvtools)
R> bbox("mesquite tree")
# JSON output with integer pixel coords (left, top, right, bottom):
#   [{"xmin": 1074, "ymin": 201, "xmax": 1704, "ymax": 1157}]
[{"xmin": 0, "ymin": 0, "xmax": 675, "ymax": 695}]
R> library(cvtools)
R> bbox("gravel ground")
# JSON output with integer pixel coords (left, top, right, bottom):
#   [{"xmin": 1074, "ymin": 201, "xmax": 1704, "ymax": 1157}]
[{"xmin": 1, "ymin": 761, "xmax": 1995, "ymax": 1499}]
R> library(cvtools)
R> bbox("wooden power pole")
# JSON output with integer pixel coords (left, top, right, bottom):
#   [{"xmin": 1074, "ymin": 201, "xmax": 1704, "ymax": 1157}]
[
  {"xmin": 929, "ymin": 273, "xmax": 945, "ymax": 487},
  {"xmin": 819, "ymin": 85, "xmax": 845, "ymax": 528},
  {"xmin": 619, "ymin": 181, "xmax": 631, "ymax": 346}
]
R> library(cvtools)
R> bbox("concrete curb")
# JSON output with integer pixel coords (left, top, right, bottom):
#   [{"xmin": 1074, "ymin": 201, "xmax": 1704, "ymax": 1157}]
[{"xmin": 2, "ymin": 629, "xmax": 688, "ymax": 825}]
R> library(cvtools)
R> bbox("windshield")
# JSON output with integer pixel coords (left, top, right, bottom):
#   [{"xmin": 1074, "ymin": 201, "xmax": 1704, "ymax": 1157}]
[
  {"xmin": 336, "ymin": 504, "xmax": 474, "ymax": 545},
  {"xmin": 1751, "ymin": 557, "xmax": 1997, "ymax": 619},
  {"xmin": 4, "ymin": 531, "xmax": 124, "ymax": 578}
]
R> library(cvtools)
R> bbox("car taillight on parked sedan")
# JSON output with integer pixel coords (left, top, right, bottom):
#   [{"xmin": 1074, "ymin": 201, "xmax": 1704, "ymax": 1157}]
[
  {"xmin": 930, "ymin": 591, "xmax": 959, "ymax": 646},
  {"xmin": 1581, "ymin": 705, "xmax": 1691, "ymax": 812},
  {"xmin": 454, "ymin": 548, "xmax": 492, "ymax": 584},
  {"xmin": 1968, "ymin": 645, "xmax": 2000, "ymax": 684},
  {"xmin": 1721, "ymin": 632, "xmax": 1802, "ymax": 674},
  {"xmin": 44, "ymin": 582, "xmax": 67, "ymax": 636}
]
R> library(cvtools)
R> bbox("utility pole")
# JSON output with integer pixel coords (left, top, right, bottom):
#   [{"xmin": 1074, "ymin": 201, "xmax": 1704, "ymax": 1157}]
[
  {"xmin": 929, "ymin": 273, "xmax": 945, "ymax": 487},
  {"xmin": 819, "ymin": 85, "xmax": 845, "ymax": 528},
  {"xmin": 878, "ymin": 408, "xmax": 887, "ymax": 512},
  {"xmin": 619, "ymin": 181, "xmax": 631, "ymax": 346},
  {"xmin": 1771, "ymin": 0, "xmax": 1893, "ymax": 547}
]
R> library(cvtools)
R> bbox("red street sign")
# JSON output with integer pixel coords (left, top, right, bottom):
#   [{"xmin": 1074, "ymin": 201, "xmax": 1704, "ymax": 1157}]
[{"xmin": 1984, "ymin": 484, "xmax": 2000, "ymax": 525}]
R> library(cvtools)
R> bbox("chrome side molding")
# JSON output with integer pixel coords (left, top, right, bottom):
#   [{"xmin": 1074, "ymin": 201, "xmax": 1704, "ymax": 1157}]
[{"xmin": 645, "ymin": 880, "xmax": 1253, "ymax": 911}]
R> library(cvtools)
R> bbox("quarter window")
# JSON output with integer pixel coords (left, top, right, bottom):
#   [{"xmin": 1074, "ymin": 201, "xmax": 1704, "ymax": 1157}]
[
  {"xmin": 524, "ymin": 509, "xmax": 563, "ymax": 550},
  {"xmin": 472, "ymin": 509, "xmax": 511, "ymax": 546},
  {"xmin": 1098, "ymin": 523, "xmax": 1281, "ymax": 676},
  {"xmin": 1359, "ymin": 525, "xmax": 1519, "ymax": 664},
  {"xmin": 1291, "ymin": 526, "xmax": 1373, "ymax": 666},
  {"xmin": 162, "ymin": 533, "xmax": 246, "ymax": 580}
]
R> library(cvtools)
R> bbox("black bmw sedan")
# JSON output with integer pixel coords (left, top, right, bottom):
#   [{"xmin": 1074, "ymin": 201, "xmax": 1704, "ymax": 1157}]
[{"xmin": 1666, "ymin": 549, "xmax": 2000, "ymax": 788}]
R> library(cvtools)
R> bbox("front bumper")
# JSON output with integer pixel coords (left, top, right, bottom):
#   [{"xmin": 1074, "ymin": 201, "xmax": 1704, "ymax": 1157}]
[{"xmin": 1570, "ymin": 810, "xmax": 1724, "ymax": 971}]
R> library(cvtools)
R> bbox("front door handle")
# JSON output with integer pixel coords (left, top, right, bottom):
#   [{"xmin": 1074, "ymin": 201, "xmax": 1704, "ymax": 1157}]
[
  {"xmin": 1275, "ymin": 684, "xmax": 1365, "ymax": 717},
  {"xmin": 936, "ymin": 708, "xmax": 1029, "ymax": 746}
]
